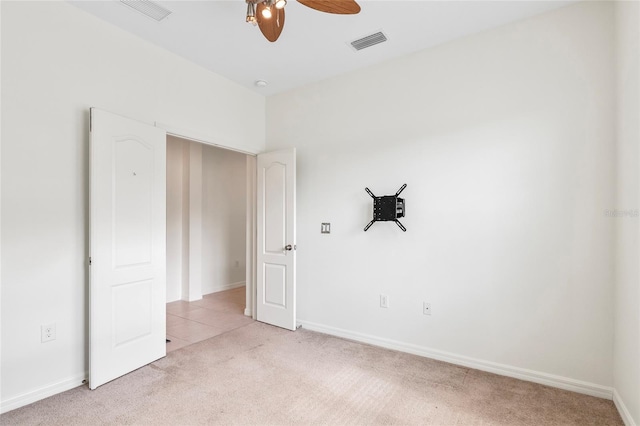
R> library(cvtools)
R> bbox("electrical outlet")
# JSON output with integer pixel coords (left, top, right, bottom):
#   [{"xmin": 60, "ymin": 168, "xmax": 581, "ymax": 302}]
[
  {"xmin": 41, "ymin": 323, "xmax": 56, "ymax": 343},
  {"xmin": 380, "ymin": 294, "xmax": 389, "ymax": 308},
  {"xmin": 423, "ymin": 302, "xmax": 432, "ymax": 316}
]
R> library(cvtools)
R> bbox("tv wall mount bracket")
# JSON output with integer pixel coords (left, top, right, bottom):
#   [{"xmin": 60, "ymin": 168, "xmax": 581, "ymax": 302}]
[{"xmin": 364, "ymin": 184, "xmax": 407, "ymax": 232}]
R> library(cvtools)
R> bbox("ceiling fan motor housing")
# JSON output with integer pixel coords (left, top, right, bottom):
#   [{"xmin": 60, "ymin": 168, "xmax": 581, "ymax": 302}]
[{"xmin": 247, "ymin": 0, "xmax": 361, "ymax": 42}]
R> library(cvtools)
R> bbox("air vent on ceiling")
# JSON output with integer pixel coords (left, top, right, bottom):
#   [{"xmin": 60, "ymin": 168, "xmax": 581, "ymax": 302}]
[
  {"xmin": 350, "ymin": 31, "xmax": 388, "ymax": 52},
  {"xmin": 120, "ymin": 0, "xmax": 172, "ymax": 22}
]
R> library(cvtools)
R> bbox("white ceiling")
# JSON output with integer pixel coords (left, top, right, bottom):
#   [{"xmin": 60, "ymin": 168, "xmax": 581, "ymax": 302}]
[{"xmin": 70, "ymin": 1, "xmax": 576, "ymax": 96}]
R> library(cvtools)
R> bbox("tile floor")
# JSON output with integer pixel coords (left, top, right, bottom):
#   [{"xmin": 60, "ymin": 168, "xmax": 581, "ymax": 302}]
[{"xmin": 165, "ymin": 286, "xmax": 253, "ymax": 353}]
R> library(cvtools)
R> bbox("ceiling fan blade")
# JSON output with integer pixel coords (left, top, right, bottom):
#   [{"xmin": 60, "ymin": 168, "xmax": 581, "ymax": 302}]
[
  {"xmin": 297, "ymin": 0, "xmax": 361, "ymax": 15},
  {"xmin": 256, "ymin": 3, "xmax": 285, "ymax": 42}
]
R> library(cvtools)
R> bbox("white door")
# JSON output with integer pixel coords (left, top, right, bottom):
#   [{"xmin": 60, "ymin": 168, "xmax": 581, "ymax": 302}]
[
  {"xmin": 256, "ymin": 148, "xmax": 297, "ymax": 330},
  {"xmin": 89, "ymin": 108, "xmax": 167, "ymax": 389}
]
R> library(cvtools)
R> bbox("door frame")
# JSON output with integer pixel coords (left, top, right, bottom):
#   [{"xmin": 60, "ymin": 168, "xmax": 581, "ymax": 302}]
[{"xmin": 157, "ymin": 122, "xmax": 258, "ymax": 319}]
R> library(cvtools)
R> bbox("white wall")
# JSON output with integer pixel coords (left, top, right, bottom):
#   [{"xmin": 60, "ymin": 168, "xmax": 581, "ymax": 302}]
[
  {"xmin": 0, "ymin": 1, "xmax": 264, "ymax": 411},
  {"xmin": 166, "ymin": 138, "xmax": 247, "ymax": 301},
  {"xmin": 267, "ymin": 1, "xmax": 616, "ymax": 392},
  {"xmin": 166, "ymin": 137, "xmax": 187, "ymax": 302},
  {"xmin": 188, "ymin": 142, "xmax": 204, "ymax": 301},
  {"xmin": 613, "ymin": 1, "xmax": 640, "ymax": 424},
  {"xmin": 202, "ymin": 146, "xmax": 247, "ymax": 294}
]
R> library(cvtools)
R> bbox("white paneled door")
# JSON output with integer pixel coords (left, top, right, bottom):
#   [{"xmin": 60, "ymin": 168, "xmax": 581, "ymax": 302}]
[
  {"xmin": 256, "ymin": 149, "xmax": 297, "ymax": 330},
  {"xmin": 89, "ymin": 108, "xmax": 167, "ymax": 389}
]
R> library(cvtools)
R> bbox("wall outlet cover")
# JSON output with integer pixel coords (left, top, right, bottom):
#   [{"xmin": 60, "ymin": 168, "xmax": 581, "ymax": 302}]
[
  {"xmin": 41, "ymin": 323, "xmax": 56, "ymax": 342},
  {"xmin": 423, "ymin": 302, "xmax": 432, "ymax": 316}
]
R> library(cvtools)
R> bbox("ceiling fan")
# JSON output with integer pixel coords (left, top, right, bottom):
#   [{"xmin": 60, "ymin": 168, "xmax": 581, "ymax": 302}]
[{"xmin": 245, "ymin": 0, "xmax": 361, "ymax": 42}]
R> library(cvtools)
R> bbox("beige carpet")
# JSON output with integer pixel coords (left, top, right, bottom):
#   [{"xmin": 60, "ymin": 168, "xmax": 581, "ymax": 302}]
[{"xmin": 0, "ymin": 322, "xmax": 622, "ymax": 425}]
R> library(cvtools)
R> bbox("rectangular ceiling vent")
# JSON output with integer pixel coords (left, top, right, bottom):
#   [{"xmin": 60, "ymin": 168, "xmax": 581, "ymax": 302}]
[
  {"xmin": 120, "ymin": 0, "xmax": 172, "ymax": 22},
  {"xmin": 350, "ymin": 31, "xmax": 388, "ymax": 52}
]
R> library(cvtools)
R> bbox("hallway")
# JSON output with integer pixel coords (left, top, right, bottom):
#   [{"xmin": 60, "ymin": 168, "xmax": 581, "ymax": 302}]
[{"xmin": 166, "ymin": 287, "xmax": 252, "ymax": 352}]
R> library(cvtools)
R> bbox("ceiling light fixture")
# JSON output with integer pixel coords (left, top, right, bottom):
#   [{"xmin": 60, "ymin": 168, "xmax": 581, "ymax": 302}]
[
  {"xmin": 261, "ymin": 2, "xmax": 273, "ymax": 19},
  {"xmin": 245, "ymin": 0, "xmax": 360, "ymax": 43},
  {"xmin": 246, "ymin": 2, "xmax": 257, "ymax": 25}
]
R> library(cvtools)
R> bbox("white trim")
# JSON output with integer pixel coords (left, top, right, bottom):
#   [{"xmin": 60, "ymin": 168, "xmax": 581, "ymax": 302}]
[
  {"xmin": 247, "ymin": 156, "xmax": 257, "ymax": 320},
  {"xmin": 206, "ymin": 281, "xmax": 246, "ymax": 294},
  {"xmin": 298, "ymin": 320, "xmax": 614, "ymax": 400},
  {"xmin": 0, "ymin": 1, "xmax": 3, "ymax": 407},
  {"xmin": 0, "ymin": 373, "xmax": 87, "ymax": 414},
  {"xmin": 614, "ymin": 389, "xmax": 638, "ymax": 426},
  {"xmin": 156, "ymin": 122, "xmax": 258, "ymax": 157},
  {"xmin": 245, "ymin": 155, "xmax": 257, "ymax": 320}
]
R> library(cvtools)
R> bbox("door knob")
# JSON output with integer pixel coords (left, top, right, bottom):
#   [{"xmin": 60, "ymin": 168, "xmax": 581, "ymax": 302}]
[{"xmin": 284, "ymin": 244, "xmax": 293, "ymax": 251}]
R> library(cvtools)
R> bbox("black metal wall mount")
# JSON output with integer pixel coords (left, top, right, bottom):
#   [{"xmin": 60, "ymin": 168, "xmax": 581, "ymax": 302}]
[{"xmin": 364, "ymin": 184, "xmax": 407, "ymax": 232}]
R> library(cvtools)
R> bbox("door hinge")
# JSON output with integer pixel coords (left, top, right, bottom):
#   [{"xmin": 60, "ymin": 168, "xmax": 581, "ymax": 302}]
[{"xmin": 89, "ymin": 257, "xmax": 92, "ymax": 266}]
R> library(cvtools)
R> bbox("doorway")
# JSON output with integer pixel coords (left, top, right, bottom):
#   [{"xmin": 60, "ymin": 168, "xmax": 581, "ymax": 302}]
[
  {"xmin": 164, "ymin": 135, "xmax": 255, "ymax": 352},
  {"xmin": 89, "ymin": 109, "xmax": 294, "ymax": 389}
]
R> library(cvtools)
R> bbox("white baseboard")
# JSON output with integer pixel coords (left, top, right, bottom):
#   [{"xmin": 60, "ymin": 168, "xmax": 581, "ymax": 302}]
[
  {"xmin": 0, "ymin": 372, "xmax": 87, "ymax": 414},
  {"xmin": 298, "ymin": 320, "xmax": 614, "ymax": 400},
  {"xmin": 206, "ymin": 281, "xmax": 246, "ymax": 294},
  {"xmin": 614, "ymin": 389, "xmax": 638, "ymax": 426}
]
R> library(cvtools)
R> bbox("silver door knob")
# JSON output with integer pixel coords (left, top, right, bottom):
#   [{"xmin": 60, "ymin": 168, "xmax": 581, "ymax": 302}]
[{"xmin": 284, "ymin": 244, "xmax": 293, "ymax": 251}]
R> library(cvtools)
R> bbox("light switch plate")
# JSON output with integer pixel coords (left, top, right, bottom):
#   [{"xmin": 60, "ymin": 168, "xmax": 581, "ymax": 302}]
[
  {"xmin": 321, "ymin": 223, "xmax": 331, "ymax": 234},
  {"xmin": 380, "ymin": 294, "xmax": 389, "ymax": 308}
]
